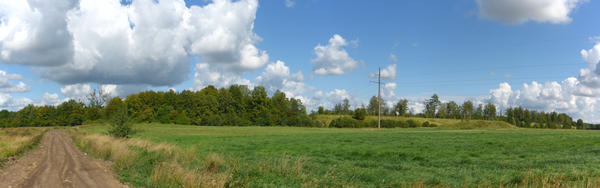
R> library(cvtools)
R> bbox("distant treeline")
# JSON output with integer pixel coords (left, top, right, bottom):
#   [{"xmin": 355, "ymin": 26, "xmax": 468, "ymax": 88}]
[
  {"xmin": 323, "ymin": 94, "xmax": 592, "ymax": 130},
  {"xmin": 0, "ymin": 85, "xmax": 322, "ymax": 128},
  {"xmin": 0, "ymin": 87, "xmax": 595, "ymax": 129}
]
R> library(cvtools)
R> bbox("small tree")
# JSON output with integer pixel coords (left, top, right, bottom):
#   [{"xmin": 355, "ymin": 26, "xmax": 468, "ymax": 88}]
[
  {"xmin": 108, "ymin": 107, "xmax": 132, "ymax": 138},
  {"xmin": 353, "ymin": 108, "xmax": 366, "ymax": 120}
]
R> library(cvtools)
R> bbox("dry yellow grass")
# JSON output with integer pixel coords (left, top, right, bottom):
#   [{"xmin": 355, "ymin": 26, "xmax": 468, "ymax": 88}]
[{"xmin": 0, "ymin": 127, "xmax": 48, "ymax": 166}]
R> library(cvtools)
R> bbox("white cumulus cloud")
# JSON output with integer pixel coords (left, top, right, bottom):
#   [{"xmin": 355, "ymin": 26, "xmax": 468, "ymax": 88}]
[
  {"xmin": 475, "ymin": 0, "xmax": 586, "ymax": 25},
  {"xmin": 191, "ymin": 63, "xmax": 253, "ymax": 91},
  {"xmin": 369, "ymin": 64, "xmax": 397, "ymax": 81},
  {"xmin": 255, "ymin": 61, "xmax": 314, "ymax": 97},
  {"xmin": 0, "ymin": 70, "xmax": 30, "ymax": 93},
  {"xmin": 0, "ymin": 0, "xmax": 268, "ymax": 87},
  {"xmin": 486, "ymin": 79, "xmax": 597, "ymax": 122},
  {"xmin": 310, "ymin": 35, "xmax": 360, "ymax": 76}
]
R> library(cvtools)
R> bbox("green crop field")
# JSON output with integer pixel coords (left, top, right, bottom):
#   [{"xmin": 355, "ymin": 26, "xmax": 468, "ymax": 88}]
[{"xmin": 80, "ymin": 124, "xmax": 600, "ymax": 187}]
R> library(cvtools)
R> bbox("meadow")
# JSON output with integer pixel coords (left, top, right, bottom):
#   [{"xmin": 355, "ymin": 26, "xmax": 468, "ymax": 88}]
[
  {"xmin": 0, "ymin": 127, "xmax": 48, "ymax": 167},
  {"xmin": 76, "ymin": 122, "xmax": 600, "ymax": 187}
]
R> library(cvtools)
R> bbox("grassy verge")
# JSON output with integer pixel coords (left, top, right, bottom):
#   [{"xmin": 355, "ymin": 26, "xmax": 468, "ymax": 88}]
[
  {"xmin": 76, "ymin": 124, "xmax": 600, "ymax": 187},
  {"xmin": 0, "ymin": 127, "xmax": 48, "ymax": 167}
]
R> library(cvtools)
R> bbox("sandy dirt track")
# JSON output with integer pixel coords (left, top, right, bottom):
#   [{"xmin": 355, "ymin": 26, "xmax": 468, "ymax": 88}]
[{"xmin": 0, "ymin": 129, "xmax": 127, "ymax": 188}]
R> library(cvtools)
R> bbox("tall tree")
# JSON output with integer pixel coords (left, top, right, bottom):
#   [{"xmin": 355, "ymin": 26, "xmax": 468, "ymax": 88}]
[
  {"xmin": 395, "ymin": 99, "xmax": 409, "ymax": 117},
  {"xmin": 427, "ymin": 94, "xmax": 441, "ymax": 118},
  {"xmin": 342, "ymin": 98, "xmax": 350, "ymax": 115}
]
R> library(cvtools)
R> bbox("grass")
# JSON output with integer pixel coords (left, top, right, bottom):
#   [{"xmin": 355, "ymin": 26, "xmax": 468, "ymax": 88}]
[
  {"xmin": 76, "ymin": 124, "xmax": 600, "ymax": 187},
  {"xmin": 317, "ymin": 115, "xmax": 516, "ymax": 129},
  {"xmin": 0, "ymin": 127, "xmax": 48, "ymax": 167}
]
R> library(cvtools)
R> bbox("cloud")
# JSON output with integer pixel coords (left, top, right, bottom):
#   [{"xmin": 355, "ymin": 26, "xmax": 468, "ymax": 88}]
[
  {"xmin": 505, "ymin": 74, "xmax": 513, "ymax": 78},
  {"xmin": 0, "ymin": 0, "xmax": 268, "ymax": 87},
  {"xmin": 576, "ymin": 43, "xmax": 600, "ymax": 88},
  {"xmin": 191, "ymin": 63, "xmax": 253, "ymax": 91},
  {"xmin": 284, "ymin": 0, "xmax": 295, "ymax": 8},
  {"xmin": 61, "ymin": 83, "xmax": 91, "ymax": 101},
  {"xmin": 288, "ymin": 71, "xmax": 305, "ymax": 82},
  {"xmin": 310, "ymin": 35, "xmax": 360, "ymax": 76},
  {"xmin": 255, "ymin": 60, "xmax": 290, "ymax": 95},
  {"xmin": 412, "ymin": 43, "xmax": 419, "ymax": 47},
  {"xmin": 0, "ymin": 0, "xmax": 77, "ymax": 66},
  {"xmin": 369, "ymin": 64, "xmax": 397, "ymax": 81},
  {"xmin": 389, "ymin": 54, "xmax": 398, "ymax": 62},
  {"xmin": 350, "ymin": 38, "xmax": 359, "ymax": 48},
  {"xmin": 489, "ymin": 72, "xmax": 496, "ymax": 76},
  {"xmin": 255, "ymin": 61, "xmax": 314, "ymax": 97},
  {"xmin": 486, "ymin": 79, "xmax": 597, "ymax": 122},
  {"xmin": 0, "ymin": 92, "xmax": 66, "ymax": 111},
  {"xmin": 0, "ymin": 70, "xmax": 30, "ymax": 93},
  {"xmin": 381, "ymin": 83, "xmax": 398, "ymax": 108},
  {"xmin": 392, "ymin": 41, "xmax": 401, "ymax": 48},
  {"xmin": 475, "ymin": 0, "xmax": 587, "ymax": 25}
]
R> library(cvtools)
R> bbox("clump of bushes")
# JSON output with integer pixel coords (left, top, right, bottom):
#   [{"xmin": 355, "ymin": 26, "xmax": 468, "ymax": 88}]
[
  {"xmin": 353, "ymin": 108, "xmax": 366, "ymax": 120},
  {"xmin": 422, "ymin": 121, "xmax": 430, "ymax": 127},
  {"xmin": 407, "ymin": 119, "xmax": 419, "ymax": 127},
  {"xmin": 330, "ymin": 117, "xmax": 360, "ymax": 128}
]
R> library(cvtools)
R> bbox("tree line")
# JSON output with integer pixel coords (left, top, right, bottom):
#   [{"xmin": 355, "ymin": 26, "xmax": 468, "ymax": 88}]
[
  {"xmin": 320, "ymin": 94, "xmax": 591, "ymax": 130},
  {"xmin": 0, "ymin": 88, "xmax": 594, "ymax": 129},
  {"xmin": 0, "ymin": 85, "xmax": 323, "ymax": 128}
]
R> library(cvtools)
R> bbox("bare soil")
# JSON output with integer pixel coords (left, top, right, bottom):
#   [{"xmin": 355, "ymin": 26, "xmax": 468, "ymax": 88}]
[{"xmin": 0, "ymin": 129, "xmax": 127, "ymax": 188}]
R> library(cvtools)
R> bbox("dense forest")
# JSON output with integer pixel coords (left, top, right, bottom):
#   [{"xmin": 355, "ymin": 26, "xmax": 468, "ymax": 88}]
[
  {"xmin": 0, "ymin": 85, "xmax": 318, "ymax": 128},
  {"xmin": 0, "ymin": 86, "xmax": 595, "ymax": 130}
]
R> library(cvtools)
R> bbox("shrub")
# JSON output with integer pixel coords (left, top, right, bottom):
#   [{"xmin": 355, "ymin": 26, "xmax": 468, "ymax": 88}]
[
  {"xmin": 407, "ymin": 119, "xmax": 418, "ymax": 127},
  {"xmin": 330, "ymin": 117, "xmax": 359, "ymax": 128},
  {"xmin": 206, "ymin": 115, "xmax": 224, "ymax": 126},
  {"xmin": 108, "ymin": 107, "xmax": 133, "ymax": 138},
  {"xmin": 226, "ymin": 116, "xmax": 251, "ymax": 126},
  {"xmin": 399, "ymin": 121, "xmax": 410, "ymax": 128},
  {"xmin": 430, "ymin": 123, "xmax": 438, "ymax": 127},
  {"xmin": 353, "ymin": 108, "xmax": 367, "ymax": 120},
  {"xmin": 422, "ymin": 121, "xmax": 430, "ymax": 127},
  {"xmin": 380, "ymin": 119, "xmax": 398, "ymax": 128}
]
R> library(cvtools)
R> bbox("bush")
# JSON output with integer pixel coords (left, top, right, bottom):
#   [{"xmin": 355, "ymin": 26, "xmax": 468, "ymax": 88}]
[
  {"xmin": 226, "ymin": 116, "xmax": 252, "ymax": 126},
  {"xmin": 399, "ymin": 121, "xmax": 410, "ymax": 128},
  {"xmin": 330, "ymin": 117, "xmax": 359, "ymax": 128},
  {"xmin": 380, "ymin": 119, "xmax": 398, "ymax": 128},
  {"xmin": 206, "ymin": 115, "xmax": 224, "ymax": 126},
  {"xmin": 108, "ymin": 107, "xmax": 133, "ymax": 138},
  {"xmin": 407, "ymin": 119, "xmax": 418, "ymax": 128},
  {"xmin": 422, "ymin": 121, "xmax": 430, "ymax": 127},
  {"xmin": 353, "ymin": 108, "xmax": 367, "ymax": 120},
  {"xmin": 430, "ymin": 123, "xmax": 438, "ymax": 127}
]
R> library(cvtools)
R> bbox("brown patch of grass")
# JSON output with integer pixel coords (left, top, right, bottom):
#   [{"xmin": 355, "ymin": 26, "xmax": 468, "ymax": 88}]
[
  {"xmin": 0, "ymin": 127, "xmax": 48, "ymax": 167},
  {"xmin": 68, "ymin": 128, "xmax": 232, "ymax": 187}
]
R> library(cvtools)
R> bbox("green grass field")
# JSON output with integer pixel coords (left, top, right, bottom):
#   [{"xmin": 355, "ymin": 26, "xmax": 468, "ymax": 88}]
[{"xmin": 80, "ymin": 124, "xmax": 600, "ymax": 187}]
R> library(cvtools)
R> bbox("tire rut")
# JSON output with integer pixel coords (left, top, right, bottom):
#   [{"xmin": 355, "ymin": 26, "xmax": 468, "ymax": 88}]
[{"xmin": 0, "ymin": 129, "xmax": 127, "ymax": 188}]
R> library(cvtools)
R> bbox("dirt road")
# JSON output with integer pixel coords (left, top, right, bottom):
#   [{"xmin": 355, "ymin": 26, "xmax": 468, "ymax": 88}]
[{"xmin": 0, "ymin": 129, "xmax": 126, "ymax": 188}]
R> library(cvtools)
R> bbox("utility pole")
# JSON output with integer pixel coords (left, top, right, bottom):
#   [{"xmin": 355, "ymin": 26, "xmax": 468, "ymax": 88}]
[
  {"xmin": 370, "ymin": 67, "xmax": 383, "ymax": 130},
  {"xmin": 378, "ymin": 67, "xmax": 381, "ymax": 130}
]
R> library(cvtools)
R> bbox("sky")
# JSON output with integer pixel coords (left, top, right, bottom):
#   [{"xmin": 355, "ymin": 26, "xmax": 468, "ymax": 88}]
[{"xmin": 0, "ymin": 0, "xmax": 599, "ymax": 122}]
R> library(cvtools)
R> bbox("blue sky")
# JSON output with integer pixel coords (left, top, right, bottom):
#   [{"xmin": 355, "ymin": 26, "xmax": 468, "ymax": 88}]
[{"xmin": 0, "ymin": 0, "xmax": 599, "ymax": 122}]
